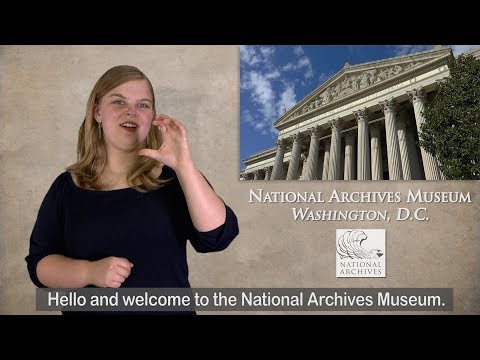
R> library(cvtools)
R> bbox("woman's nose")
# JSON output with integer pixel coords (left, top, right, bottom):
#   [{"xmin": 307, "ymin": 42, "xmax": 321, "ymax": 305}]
[{"xmin": 125, "ymin": 105, "xmax": 136, "ymax": 116}]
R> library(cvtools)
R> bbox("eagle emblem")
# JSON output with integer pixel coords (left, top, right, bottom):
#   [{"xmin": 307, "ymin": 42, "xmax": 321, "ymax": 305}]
[{"xmin": 337, "ymin": 230, "xmax": 383, "ymax": 259}]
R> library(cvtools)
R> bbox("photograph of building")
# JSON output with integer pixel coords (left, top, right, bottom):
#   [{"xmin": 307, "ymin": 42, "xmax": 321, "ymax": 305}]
[{"xmin": 240, "ymin": 45, "xmax": 478, "ymax": 180}]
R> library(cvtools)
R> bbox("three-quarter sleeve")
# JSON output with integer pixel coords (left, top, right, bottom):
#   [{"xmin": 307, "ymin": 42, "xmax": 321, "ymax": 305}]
[
  {"xmin": 189, "ymin": 204, "xmax": 239, "ymax": 253},
  {"xmin": 25, "ymin": 173, "xmax": 67, "ymax": 287},
  {"xmin": 163, "ymin": 166, "xmax": 239, "ymax": 253}
]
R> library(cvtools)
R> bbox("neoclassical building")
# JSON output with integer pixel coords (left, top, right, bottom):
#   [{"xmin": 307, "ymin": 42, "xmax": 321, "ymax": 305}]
[{"xmin": 241, "ymin": 46, "xmax": 465, "ymax": 181}]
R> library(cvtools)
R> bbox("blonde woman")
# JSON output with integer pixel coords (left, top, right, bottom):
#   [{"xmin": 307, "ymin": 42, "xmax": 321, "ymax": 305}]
[{"xmin": 26, "ymin": 65, "xmax": 238, "ymax": 303}]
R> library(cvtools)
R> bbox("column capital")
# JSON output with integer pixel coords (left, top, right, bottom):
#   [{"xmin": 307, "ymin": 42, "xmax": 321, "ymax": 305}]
[
  {"xmin": 379, "ymin": 98, "xmax": 396, "ymax": 113},
  {"xmin": 407, "ymin": 87, "xmax": 426, "ymax": 103},
  {"xmin": 263, "ymin": 166, "xmax": 272, "ymax": 172},
  {"xmin": 308, "ymin": 126, "xmax": 321, "ymax": 137},
  {"xmin": 289, "ymin": 132, "xmax": 301, "ymax": 143},
  {"xmin": 275, "ymin": 138, "xmax": 286, "ymax": 150},
  {"xmin": 353, "ymin": 108, "xmax": 369, "ymax": 123},
  {"xmin": 328, "ymin": 118, "xmax": 342, "ymax": 130}
]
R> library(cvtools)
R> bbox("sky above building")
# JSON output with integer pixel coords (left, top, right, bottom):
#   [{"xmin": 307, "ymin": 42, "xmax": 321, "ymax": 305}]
[{"xmin": 240, "ymin": 45, "xmax": 478, "ymax": 170}]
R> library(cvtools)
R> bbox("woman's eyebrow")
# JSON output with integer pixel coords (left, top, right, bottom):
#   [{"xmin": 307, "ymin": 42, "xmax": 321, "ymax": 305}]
[
  {"xmin": 109, "ymin": 93, "xmax": 152, "ymax": 103},
  {"xmin": 109, "ymin": 93, "xmax": 126, "ymax": 99}
]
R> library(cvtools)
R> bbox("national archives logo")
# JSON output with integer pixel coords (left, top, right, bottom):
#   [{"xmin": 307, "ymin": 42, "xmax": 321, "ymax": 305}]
[{"xmin": 336, "ymin": 229, "xmax": 386, "ymax": 278}]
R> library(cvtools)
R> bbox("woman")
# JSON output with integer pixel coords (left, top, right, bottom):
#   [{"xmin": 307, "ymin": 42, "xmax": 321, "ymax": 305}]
[{"xmin": 25, "ymin": 65, "xmax": 238, "ymax": 297}]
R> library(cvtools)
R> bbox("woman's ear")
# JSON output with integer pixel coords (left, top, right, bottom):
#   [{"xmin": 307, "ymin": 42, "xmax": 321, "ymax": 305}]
[{"xmin": 93, "ymin": 104, "xmax": 101, "ymax": 121}]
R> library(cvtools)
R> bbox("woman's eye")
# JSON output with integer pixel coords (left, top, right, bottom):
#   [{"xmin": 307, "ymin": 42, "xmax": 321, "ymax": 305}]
[
  {"xmin": 139, "ymin": 103, "xmax": 150, "ymax": 109},
  {"xmin": 113, "ymin": 100, "xmax": 124, "ymax": 105}
]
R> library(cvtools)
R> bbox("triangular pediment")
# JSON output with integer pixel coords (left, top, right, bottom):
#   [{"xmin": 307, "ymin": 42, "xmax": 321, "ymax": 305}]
[{"xmin": 274, "ymin": 47, "xmax": 453, "ymax": 128}]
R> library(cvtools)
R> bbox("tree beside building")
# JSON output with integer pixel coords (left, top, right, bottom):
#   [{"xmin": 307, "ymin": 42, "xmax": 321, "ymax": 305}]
[{"xmin": 420, "ymin": 54, "xmax": 480, "ymax": 180}]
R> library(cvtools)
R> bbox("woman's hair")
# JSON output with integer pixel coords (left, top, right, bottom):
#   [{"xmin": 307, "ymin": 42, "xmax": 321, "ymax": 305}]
[{"xmin": 67, "ymin": 65, "xmax": 168, "ymax": 192}]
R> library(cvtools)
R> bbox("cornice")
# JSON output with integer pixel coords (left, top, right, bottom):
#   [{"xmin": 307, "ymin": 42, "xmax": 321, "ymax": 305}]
[{"xmin": 243, "ymin": 146, "xmax": 276, "ymax": 164}]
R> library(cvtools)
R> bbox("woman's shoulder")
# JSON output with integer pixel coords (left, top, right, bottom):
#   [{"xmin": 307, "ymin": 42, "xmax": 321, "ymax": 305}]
[
  {"xmin": 54, "ymin": 171, "xmax": 80, "ymax": 190},
  {"xmin": 41, "ymin": 171, "xmax": 75, "ymax": 200},
  {"xmin": 51, "ymin": 171, "xmax": 72, "ymax": 187}
]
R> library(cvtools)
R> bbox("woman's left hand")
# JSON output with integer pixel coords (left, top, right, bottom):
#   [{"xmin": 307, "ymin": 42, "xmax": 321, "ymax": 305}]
[{"xmin": 138, "ymin": 114, "xmax": 192, "ymax": 171}]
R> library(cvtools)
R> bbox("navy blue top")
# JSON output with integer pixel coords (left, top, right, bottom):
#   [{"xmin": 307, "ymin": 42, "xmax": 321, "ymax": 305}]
[{"xmin": 25, "ymin": 166, "xmax": 239, "ymax": 290}]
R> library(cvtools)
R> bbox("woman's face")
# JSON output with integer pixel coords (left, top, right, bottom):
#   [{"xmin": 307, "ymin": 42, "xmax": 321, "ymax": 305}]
[{"xmin": 95, "ymin": 79, "xmax": 154, "ymax": 153}]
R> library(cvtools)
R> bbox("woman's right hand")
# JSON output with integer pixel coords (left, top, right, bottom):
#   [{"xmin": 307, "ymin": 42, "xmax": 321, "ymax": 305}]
[{"xmin": 87, "ymin": 256, "xmax": 133, "ymax": 288}]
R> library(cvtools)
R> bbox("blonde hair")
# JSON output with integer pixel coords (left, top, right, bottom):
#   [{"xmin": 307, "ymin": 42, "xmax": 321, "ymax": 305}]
[{"xmin": 67, "ymin": 65, "xmax": 168, "ymax": 192}]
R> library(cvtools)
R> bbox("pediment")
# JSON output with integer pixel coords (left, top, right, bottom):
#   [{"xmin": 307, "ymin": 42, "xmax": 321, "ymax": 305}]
[{"xmin": 274, "ymin": 47, "xmax": 453, "ymax": 127}]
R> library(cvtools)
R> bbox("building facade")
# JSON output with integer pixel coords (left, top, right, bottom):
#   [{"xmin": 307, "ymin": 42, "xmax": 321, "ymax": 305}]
[{"xmin": 241, "ymin": 46, "xmax": 459, "ymax": 181}]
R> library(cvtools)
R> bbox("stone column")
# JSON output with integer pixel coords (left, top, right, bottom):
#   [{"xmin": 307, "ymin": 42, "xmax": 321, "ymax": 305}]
[
  {"xmin": 270, "ymin": 138, "xmax": 286, "ymax": 180},
  {"xmin": 299, "ymin": 153, "xmax": 308, "ymax": 180},
  {"xmin": 354, "ymin": 108, "xmax": 371, "ymax": 180},
  {"xmin": 370, "ymin": 124, "xmax": 383, "ymax": 180},
  {"xmin": 286, "ymin": 133, "xmax": 302, "ymax": 180},
  {"xmin": 253, "ymin": 170, "xmax": 261, "ymax": 180},
  {"xmin": 322, "ymin": 140, "xmax": 330, "ymax": 180},
  {"xmin": 264, "ymin": 166, "xmax": 272, "ymax": 181},
  {"xmin": 328, "ymin": 119, "xmax": 342, "ymax": 180},
  {"xmin": 316, "ymin": 154, "xmax": 324, "ymax": 181},
  {"xmin": 396, "ymin": 110, "xmax": 412, "ymax": 180},
  {"xmin": 380, "ymin": 98, "xmax": 403, "ymax": 180},
  {"xmin": 406, "ymin": 130, "xmax": 423, "ymax": 180},
  {"xmin": 303, "ymin": 126, "xmax": 321, "ymax": 180},
  {"xmin": 407, "ymin": 88, "xmax": 440, "ymax": 180},
  {"xmin": 344, "ymin": 133, "xmax": 355, "ymax": 180}
]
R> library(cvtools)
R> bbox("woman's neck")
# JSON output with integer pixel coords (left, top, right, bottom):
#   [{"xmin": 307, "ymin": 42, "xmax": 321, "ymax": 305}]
[{"xmin": 99, "ymin": 149, "xmax": 138, "ymax": 190}]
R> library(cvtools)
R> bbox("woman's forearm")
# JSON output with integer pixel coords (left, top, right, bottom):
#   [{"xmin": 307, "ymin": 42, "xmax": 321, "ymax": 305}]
[
  {"xmin": 37, "ymin": 254, "xmax": 91, "ymax": 288},
  {"xmin": 175, "ymin": 161, "xmax": 226, "ymax": 232}
]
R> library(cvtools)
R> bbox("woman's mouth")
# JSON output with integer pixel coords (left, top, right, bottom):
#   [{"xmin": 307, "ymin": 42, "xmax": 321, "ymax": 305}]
[{"xmin": 120, "ymin": 122, "xmax": 138, "ymax": 132}]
